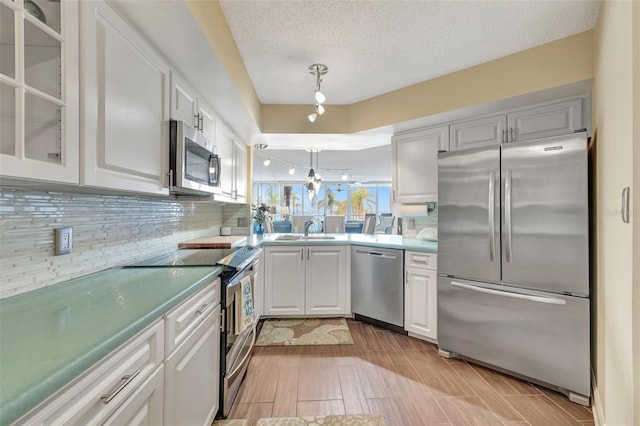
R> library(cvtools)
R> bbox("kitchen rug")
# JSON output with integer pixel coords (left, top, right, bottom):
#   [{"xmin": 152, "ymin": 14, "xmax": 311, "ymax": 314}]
[
  {"xmin": 256, "ymin": 415, "xmax": 387, "ymax": 426},
  {"xmin": 255, "ymin": 318, "xmax": 354, "ymax": 346}
]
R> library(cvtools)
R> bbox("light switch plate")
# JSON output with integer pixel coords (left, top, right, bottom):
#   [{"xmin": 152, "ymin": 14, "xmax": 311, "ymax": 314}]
[
  {"xmin": 55, "ymin": 227, "xmax": 72, "ymax": 255},
  {"xmin": 237, "ymin": 217, "xmax": 248, "ymax": 227}
]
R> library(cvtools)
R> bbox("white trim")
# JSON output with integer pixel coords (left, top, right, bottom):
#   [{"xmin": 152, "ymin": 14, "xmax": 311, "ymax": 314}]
[{"xmin": 591, "ymin": 368, "xmax": 604, "ymax": 426}]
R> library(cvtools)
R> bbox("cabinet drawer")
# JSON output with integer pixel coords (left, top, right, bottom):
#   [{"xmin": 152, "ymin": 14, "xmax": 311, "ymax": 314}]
[
  {"xmin": 19, "ymin": 320, "xmax": 164, "ymax": 425},
  {"xmin": 165, "ymin": 278, "xmax": 220, "ymax": 355},
  {"xmin": 405, "ymin": 251, "xmax": 437, "ymax": 270}
]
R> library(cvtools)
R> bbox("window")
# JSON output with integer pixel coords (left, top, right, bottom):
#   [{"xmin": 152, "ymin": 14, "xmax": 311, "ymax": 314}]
[{"xmin": 252, "ymin": 182, "xmax": 392, "ymax": 221}]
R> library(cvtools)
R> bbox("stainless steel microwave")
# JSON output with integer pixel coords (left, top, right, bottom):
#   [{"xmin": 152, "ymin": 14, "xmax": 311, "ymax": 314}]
[{"xmin": 169, "ymin": 120, "xmax": 220, "ymax": 195}]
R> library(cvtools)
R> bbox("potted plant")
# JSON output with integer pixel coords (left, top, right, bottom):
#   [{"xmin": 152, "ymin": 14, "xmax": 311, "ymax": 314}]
[{"xmin": 252, "ymin": 203, "xmax": 270, "ymax": 234}]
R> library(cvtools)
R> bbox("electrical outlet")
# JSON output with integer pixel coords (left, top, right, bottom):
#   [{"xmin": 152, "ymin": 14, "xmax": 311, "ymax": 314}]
[
  {"xmin": 55, "ymin": 227, "xmax": 72, "ymax": 255},
  {"xmin": 237, "ymin": 217, "xmax": 249, "ymax": 227}
]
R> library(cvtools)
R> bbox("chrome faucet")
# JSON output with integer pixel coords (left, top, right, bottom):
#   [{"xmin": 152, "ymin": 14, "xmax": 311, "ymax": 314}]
[{"xmin": 304, "ymin": 219, "xmax": 314, "ymax": 237}]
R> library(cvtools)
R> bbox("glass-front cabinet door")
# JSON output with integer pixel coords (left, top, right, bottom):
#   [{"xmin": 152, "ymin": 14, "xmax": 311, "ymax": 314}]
[{"xmin": 0, "ymin": 0, "xmax": 78, "ymax": 183}]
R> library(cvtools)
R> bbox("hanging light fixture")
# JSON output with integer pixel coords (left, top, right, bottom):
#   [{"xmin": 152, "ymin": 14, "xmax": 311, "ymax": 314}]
[
  {"xmin": 305, "ymin": 150, "xmax": 316, "ymax": 202},
  {"xmin": 288, "ymin": 166, "xmax": 295, "ymax": 175},
  {"xmin": 263, "ymin": 158, "xmax": 271, "ymax": 166},
  {"xmin": 313, "ymin": 150, "xmax": 322, "ymax": 193},
  {"xmin": 307, "ymin": 64, "xmax": 328, "ymax": 123},
  {"xmin": 341, "ymin": 170, "xmax": 348, "ymax": 181}
]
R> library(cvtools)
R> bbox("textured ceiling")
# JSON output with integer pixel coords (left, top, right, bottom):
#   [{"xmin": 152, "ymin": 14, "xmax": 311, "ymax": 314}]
[{"xmin": 219, "ymin": 0, "xmax": 600, "ymax": 105}]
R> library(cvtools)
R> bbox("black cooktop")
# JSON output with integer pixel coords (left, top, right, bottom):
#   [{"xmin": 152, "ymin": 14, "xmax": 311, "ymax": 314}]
[
  {"xmin": 126, "ymin": 245, "xmax": 261, "ymax": 271},
  {"xmin": 126, "ymin": 249, "xmax": 235, "ymax": 267}
]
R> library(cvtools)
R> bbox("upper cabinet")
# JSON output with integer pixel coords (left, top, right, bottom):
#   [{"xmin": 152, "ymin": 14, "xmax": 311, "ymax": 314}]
[
  {"xmin": 450, "ymin": 98, "xmax": 584, "ymax": 151},
  {"xmin": 80, "ymin": 0, "xmax": 170, "ymax": 195},
  {"xmin": 169, "ymin": 72, "xmax": 216, "ymax": 148},
  {"xmin": 450, "ymin": 114, "xmax": 507, "ymax": 151},
  {"xmin": 392, "ymin": 125, "xmax": 449, "ymax": 203},
  {"xmin": 215, "ymin": 122, "xmax": 247, "ymax": 204},
  {"xmin": 507, "ymin": 98, "xmax": 583, "ymax": 142},
  {"xmin": 0, "ymin": 0, "xmax": 79, "ymax": 183}
]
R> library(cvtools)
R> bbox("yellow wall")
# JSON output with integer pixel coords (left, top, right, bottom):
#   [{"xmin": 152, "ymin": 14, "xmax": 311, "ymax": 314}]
[
  {"xmin": 261, "ymin": 31, "xmax": 594, "ymax": 134},
  {"xmin": 185, "ymin": 0, "xmax": 262, "ymax": 127},
  {"xmin": 592, "ymin": 0, "xmax": 636, "ymax": 424},
  {"xmin": 632, "ymin": 1, "xmax": 640, "ymax": 424}
]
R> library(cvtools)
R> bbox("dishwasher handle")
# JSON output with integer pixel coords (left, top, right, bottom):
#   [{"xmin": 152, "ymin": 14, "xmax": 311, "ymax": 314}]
[{"xmin": 355, "ymin": 249, "xmax": 397, "ymax": 259}]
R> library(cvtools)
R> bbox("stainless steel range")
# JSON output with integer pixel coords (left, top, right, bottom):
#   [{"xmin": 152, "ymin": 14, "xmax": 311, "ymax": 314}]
[
  {"xmin": 127, "ymin": 245, "xmax": 262, "ymax": 418},
  {"xmin": 215, "ymin": 245, "xmax": 261, "ymax": 417}
]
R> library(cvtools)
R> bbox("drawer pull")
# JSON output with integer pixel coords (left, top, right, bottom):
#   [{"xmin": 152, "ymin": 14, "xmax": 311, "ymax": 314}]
[
  {"xmin": 196, "ymin": 303, "xmax": 212, "ymax": 315},
  {"xmin": 101, "ymin": 369, "xmax": 141, "ymax": 404},
  {"xmin": 413, "ymin": 259, "xmax": 428, "ymax": 264}
]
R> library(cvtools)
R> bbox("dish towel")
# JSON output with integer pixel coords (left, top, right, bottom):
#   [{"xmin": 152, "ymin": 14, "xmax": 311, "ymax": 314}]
[{"xmin": 239, "ymin": 275, "xmax": 255, "ymax": 333}]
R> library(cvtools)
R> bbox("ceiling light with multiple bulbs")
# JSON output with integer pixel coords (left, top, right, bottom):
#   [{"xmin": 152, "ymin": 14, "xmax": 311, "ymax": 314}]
[{"xmin": 308, "ymin": 64, "xmax": 328, "ymax": 123}]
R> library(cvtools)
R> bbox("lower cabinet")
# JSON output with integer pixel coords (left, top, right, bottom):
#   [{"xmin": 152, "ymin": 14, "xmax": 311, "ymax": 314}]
[
  {"xmin": 103, "ymin": 364, "xmax": 165, "ymax": 426},
  {"xmin": 264, "ymin": 245, "xmax": 348, "ymax": 316},
  {"xmin": 17, "ymin": 320, "xmax": 165, "ymax": 425},
  {"xmin": 164, "ymin": 306, "xmax": 220, "ymax": 426},
  {"xmin": 404, "ymin": 252, "xmax": 438, "ymax": 341},
  {"xmin": 17, "ymin": 280, "xmax": 221, "ymax": 426}
]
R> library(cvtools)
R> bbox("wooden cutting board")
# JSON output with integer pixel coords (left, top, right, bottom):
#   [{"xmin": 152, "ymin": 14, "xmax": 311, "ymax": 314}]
[{"xmin": 178, "ymin": 236, "xmax": 247, "ymax": 250}]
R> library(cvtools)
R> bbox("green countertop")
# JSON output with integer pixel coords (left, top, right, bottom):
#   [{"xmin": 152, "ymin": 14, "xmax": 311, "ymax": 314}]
[
  {"xmin": 0, "ymin": 266, "xmax": 222, "ymax": 426},
  {"xmin": 251, "ymin": 233, "xmax": 438, "ymax": 253}
]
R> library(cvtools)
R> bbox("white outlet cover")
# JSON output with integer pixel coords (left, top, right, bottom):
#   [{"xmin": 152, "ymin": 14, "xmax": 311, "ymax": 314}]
[{"xmin": 55, "ymin": 227, "xmax": 72, "ymax": 255}]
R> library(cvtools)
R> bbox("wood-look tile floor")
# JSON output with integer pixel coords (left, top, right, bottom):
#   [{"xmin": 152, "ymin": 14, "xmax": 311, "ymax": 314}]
[{"xmin": 228, "ymin": 319, "xmax": 594, "ymax": 426}]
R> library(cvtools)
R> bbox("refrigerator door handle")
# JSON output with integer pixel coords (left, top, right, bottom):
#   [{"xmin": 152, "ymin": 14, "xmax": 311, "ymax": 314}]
[
  {"xmin": 621, "ymin": 187, "xmax": 630, "ymax": 224},
  {"xmin": 450, "ymin": 281, "xmax": 567, "ymax": 305},
  {"xmin": 488, "ymin": 171, "xmax": 496, "ymax": 262},
  {"xmin": 505, "ymin": 169, "xmax": 513, "ymax": 263}
]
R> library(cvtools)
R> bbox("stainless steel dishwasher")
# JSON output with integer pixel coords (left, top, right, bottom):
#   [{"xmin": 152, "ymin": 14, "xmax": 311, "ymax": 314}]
[{"xmin": 351, "ymin": 246, "xmax": 404, "ymax": 331}]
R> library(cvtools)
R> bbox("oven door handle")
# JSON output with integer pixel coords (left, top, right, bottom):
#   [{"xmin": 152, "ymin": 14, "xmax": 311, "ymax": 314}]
[{"xmin": 227, "ymin": 327, "xmax": 256, "ymax": 379}]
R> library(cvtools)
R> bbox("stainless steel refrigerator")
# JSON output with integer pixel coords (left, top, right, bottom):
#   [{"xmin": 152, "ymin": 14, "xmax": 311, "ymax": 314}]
[{"xmin": 437, "ymin": 131, "xmax": 590, "ymax": 405}]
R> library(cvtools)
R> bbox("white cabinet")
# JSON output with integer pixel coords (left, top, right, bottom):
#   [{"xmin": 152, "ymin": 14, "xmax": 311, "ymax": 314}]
[
  {"xmin": 450, "ymin": 114, "xmax": 507, "ymax": 151},
  {"xmin": 169, "ymin": 72, "xmax": 216, "ymax": 146},
  {"xmin": 103, "ymin": 364, "xmax": 165, "ymax": 426},
  {"xmin": 264, "ymin": 246, "xmax": 306, "ymax": 315},
  {"xmin": 404, "ymin": 251, "xmax": 438, "ymax": 342},
  {"xmin": 254, "ymin": 250, "xmax": 265, "ymax": 319},
  {"xmin": 305, "ymin": 246, "xmax": 347, "ymax": 315},
  {"xmin": 164, "ymin": 280, "xmax": 220, "ymax": 426},
  {"xmin": 264, "ymin": 245, "xmax": 348, "ymax": 316},
  {"xmin": 18, "ymin": 320, "xmax": 165, "ymax": 425},
  {"xmin": 164, "ymin": 306, "xmax": 220, "ymax": 426},
  {"xmin": 234, "ymin": 140, "xmax": 247, "ymax": 202},
  {"xmin": 164, "ymin": 278, "xmax": 220, "ymax": 355},
  {"xmin": 450, "ymin": 98, "xmax": 584, "ymax": 151},
  {"xmin": 507, "ymin": 98, "xmax": 583, "ymax": 142},
  {"xmin": 80, "ymin": 0, "xmax": 170, "ymax": 195},
  {"xmin": 215, "ymin": 122, "xmax": 247, "ymax": 203},
  {"xmin": 17, "ymin": 279, "xmax": 221, "ymax": 426},
  {"xmin": 0, "ymin": 0, "xmax": 79, "ymax": 183},
  {"xmin": 392, "ymin": 125, "xmax": 449, "ymax": 203}
]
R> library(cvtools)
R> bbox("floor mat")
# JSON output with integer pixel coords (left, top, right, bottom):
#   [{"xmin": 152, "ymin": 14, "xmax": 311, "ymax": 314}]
[{"xmin": 255, "ymin": 318, "xmax": 354, "ymax": 346}]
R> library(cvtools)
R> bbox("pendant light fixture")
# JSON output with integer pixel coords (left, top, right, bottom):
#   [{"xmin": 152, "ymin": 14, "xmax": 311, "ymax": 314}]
[
  {"xmin": 305, "ymin": 150, "xmax": 316, "ymax": 202},
  {"xmin": 308, "ymin": 64, "xmax": 328, "ymax": 123},
  {"xmin": 304, "ymin": 150, "xmax": 323, "ymax": 202}
]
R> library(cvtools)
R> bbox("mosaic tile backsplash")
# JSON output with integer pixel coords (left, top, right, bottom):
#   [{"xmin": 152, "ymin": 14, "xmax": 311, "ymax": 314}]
[
  {"xmin": 400, "ymin": 203, "xmax": 438, "ymax": 238},
  {"xmin": 0, "ymin": 188, "xmax": 227, "ymax": 299}
]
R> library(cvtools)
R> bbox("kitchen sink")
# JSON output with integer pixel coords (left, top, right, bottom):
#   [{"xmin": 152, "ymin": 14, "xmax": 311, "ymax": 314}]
[
  {"xmin": 275, "ymin": 234, "xmax": 302, "ymax": 240},
  {"xmin": 274, "ymin": 234, "xmax": 337, "ymax": 241}
]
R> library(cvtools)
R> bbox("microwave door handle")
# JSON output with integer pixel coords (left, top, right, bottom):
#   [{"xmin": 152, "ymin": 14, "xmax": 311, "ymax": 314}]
[{"xmin": 208, "ymin": 155, "xmax": 217, "ymax": 186}]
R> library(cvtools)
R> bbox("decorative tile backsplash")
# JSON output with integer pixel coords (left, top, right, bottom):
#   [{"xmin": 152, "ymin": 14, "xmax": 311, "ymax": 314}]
[
  {"xmin": 0, "ymin": 188, "xmax": 226, "ymax": 299},
  {"xmin": 400, "ymin": 203, "xmax": 438, "ymax": 238}
]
